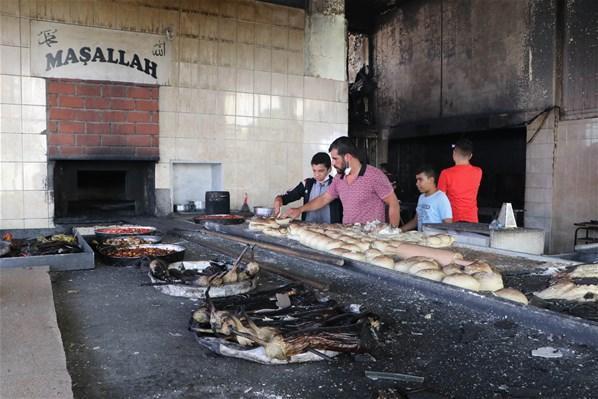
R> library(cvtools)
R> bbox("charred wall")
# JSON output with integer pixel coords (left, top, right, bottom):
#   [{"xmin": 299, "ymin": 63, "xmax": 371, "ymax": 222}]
[{"xmin": 372, "ymin": 0, "xmax": 557, "ymax": 136}]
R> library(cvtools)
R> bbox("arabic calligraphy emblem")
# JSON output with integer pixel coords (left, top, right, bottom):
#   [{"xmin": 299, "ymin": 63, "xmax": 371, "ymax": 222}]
[
  {"xmin": 38, "ymin": 29, "xmax": 58, "ymax": 47},
  {"xmin": 152, "ymin": 40, "xmax": 166, "ymax": 57}
]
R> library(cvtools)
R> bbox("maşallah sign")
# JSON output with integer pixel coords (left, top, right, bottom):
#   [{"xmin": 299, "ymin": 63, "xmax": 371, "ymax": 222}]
[{"xmin": 31, "ymin": 21, "xmax": 171, "ymax": 85}]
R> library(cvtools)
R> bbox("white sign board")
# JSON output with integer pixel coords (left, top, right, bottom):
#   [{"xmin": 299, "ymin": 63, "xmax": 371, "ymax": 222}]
[{"xmin": 31, "ymin": 21, "xmax": 171, "ymax": 85}]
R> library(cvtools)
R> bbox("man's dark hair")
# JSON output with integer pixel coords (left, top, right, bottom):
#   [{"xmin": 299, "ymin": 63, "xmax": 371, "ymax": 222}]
[
  {"xmin": 311, "ymin": 152, "xmax": 331, "ymax": 169},
  {"xmin": 328, "ymin": 136, "xmax": 360, "ymax": 158},
  {"xmin": 416, "ymin": 165, "xmax": 437, "ymax": 182},
  {"xmin": 454, "ymin": 138, "xmax": 473, "ymax": 156}
]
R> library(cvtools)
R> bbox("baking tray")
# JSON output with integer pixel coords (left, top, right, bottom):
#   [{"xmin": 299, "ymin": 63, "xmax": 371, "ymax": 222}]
[{"xmin": 0, "ymin": 230, "xmax": 94, "ymax": 271}]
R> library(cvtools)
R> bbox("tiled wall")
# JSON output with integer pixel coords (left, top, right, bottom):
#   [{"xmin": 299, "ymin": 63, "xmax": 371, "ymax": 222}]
[
  {"xmin": 551, "ymin": 118, "xmax": 598, "ymax": 253},
  {"xmin": 524, "ymin": 112, "xmax": 556, "ymax": 252},
  {"xmin": 525, "ymin": 113, "xmax": 598, "ymax": 254},
  {"xmin": 1, "ymin": 4, "xmax": 50, "ymax": 228},
  {"xmin": 0, "ymin": 0, "xmax": 348, "ymax": 227}
]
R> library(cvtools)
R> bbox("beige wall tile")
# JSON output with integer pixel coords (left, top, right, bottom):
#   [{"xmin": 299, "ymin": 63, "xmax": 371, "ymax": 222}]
[
  {"xmin": 255, "ymin": 3, "xmax": 273, "ymax": 24},
  {"xmin": 253, "ymin": 70, "xmax": 271, "ymax": 94},
  {"xmin": 255, "ymin": 24, "xmax": 271, "ymax": 47},
  {"xmin": 0, "ymin": 15, "xmax": 20, "ymax": 46},
  {"xmin": 0, "ymin": 104, "xmax": 22, "ymax": 133},
  {"xmin": 200, "ymin": 14, "xmax": 219, "ymax": 39},
  {"xmin": 93, "ymin": 1, "xmax": 115, "ymax": 28},
  {"xmin": 0, "ymin": 162, "xmax": 23, "ymax": 190},
  {"xmin": 220, "ymin": 91, "xmax": 236, "ymax": 116},
  {"xmin": 160, "ymin": 87, "xmax": 178, "ymax": 112},
  {"xmin": 1, "ymin": 133, "xmax": 22, "ymax": 161},
  {"xmin": 177, "ymin": 88, "xmax": 194, "ymax": 113},
  {"xmin": 254, "ymin": 47, "xmax": 272, "ymax": 71},
  {"xmin": 155, "ymin": 162, "xmax": 171, "ymax": 189},
  {"xmin": 236, "ymin": 68, "xmax": 254, "ymax": 93},
  {"xmin": 0, "ymin": 75, "xmax": 21, "ymax": 103},
  {"xmin": 237, "ymin": 21, "xmax": 255, "ymax": 44},
  {"xmin": 236, "ymin": 43, "xmax": 255, "ymax": 69},
  {"xmin": 253, "ymin": 94, "xmax": 271, "ymax": 118},
  {"xmin": 218, "ymin": 41, "xmax": 236, "ymax": 66},
  {"xmin": 217, "ymin": 66, "xmax": 237, "ymax": 91},
  {"xmin": 0, "ymin": 0, "xmax": 20, "ymax": 16},
  {"xmin": 0, "ymin": 45, "xmax": 20, "ymax": 75},
  {"xmin": 198, "ymin": 65, "xmax": 218, "ymax": 89},
  {"xmin": 288, "ymin": 28, "xmax": 304, "ymax": 52},
  {"xmin": 219, "ymin": 17, "xmax": 237, "ymax": 42},
  {"xmin": 236, "ymin": 92, "xmax": 253, "ymax": 117},
  {"xmin": 0, "ymin": 191, "xmax": 24, "ymax": 220},
  {"xmin": 23, "ymin": 190, "xmax": 49, "ymax": 218},
  {"xmin": 160, "ymin": 137, "xmax": 175, "ymax": 159},
  {"xmin": 21, "ymin": 77, "xmax": 45, "ymax": 106},
  {"xmin": 287, "ymin": 75, "xmax": 303, "ymax": 98},
  {"xmin": 21, "ymin": 134, "xmax": 45, "ymax": 162},
  {"xmin": 271, "ymin": 49, "xmax": 287, "ymax": 73},
  {"xmin": 20, "ymin": 18, "xmax": 30, "ymax": 48},
  {"xmin": 220, "ymin": 1, "xmax": 237, "ymax": 19},
  {"xmin": 271, "ymin": 73, "xmax": 287, "ymax": 96},
  {"xmin": 271, "ymin": 26, "xmax": 288, "ymax": 50},
  {"xmin": 288, "ymin": 8, "xmax": 305, "ymax": 29},
  {"xmin": 21, "ymin": 105, "xmax": 46, "ymax": 133},
  {"xmin": 20, "ymin": 48, "xmax": 30, "ymax": 77},
  {"xmin": 181, "ymin": 12, "xmax": 200, "ymax": 36},
  {"xmin": 199, "ymin": 39, "xmax": 218, "ymax": 65},
  {"xmin": 287, "ymin": 51, "xmax": 304, "ymax": 75},
  {"xmin": 22, "ymin": 162, "xmax": 47, "ymax": 190},
  {"xmin": 180, "ymin": 37, "xmax": 199, "ymax": 63},
  {"xmin": 24, "ymin": 218, "xmax": 50, "ymax": 228},
  {"xmin": 0, "ymin": 219, "xmax": 25, "ymax": 229},
  {"xmin": 271, "ymin": 6, "xmax": 288, "ymax": 26},
  {"xmin": 198, "ymin": 0, "xmax": 220, "ymax": 14},
  {"xmin": 179, "ymin": 62, "xmax": 193, "ymax": 87},
  {"xmin": 237, "ymin": 1, "xmax": 256, "ymax": 22}
]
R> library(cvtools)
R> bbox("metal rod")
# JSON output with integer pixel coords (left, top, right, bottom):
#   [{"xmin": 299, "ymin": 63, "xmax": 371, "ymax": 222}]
[
  {"xmin": 195, "ymin": 228, "xmax": 345, "ymax": 267},
  {"xmin": 365, "ymin": 370, "xmax": 424, "ymax": 383},
  {"xmin": 170, "ymin": 230, "xmax": 329, "ymax": 291}
]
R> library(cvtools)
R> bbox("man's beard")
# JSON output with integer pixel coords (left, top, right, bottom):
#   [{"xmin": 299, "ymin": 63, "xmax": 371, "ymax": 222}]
[{"xmin": 335, "ymin": 159, "xmax": 348, "ymax": 175}]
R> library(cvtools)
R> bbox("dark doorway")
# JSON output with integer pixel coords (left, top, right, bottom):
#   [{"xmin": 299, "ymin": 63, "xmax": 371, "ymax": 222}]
[
  {"xmin": 53, "ymin": 161, "xmax": 155, "ymax": 219},
  {"xmin": 388, "ymin": 128, "xmax": 526, "ymax": 224}
]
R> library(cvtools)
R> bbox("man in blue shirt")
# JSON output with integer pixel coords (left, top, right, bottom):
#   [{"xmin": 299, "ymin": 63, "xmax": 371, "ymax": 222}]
[{"xmin": 401, "ymin": 166, "xmax": 453, "ymax": 231}]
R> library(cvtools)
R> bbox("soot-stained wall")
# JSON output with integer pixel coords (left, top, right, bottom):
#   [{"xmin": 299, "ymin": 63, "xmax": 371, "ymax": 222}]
[{"xmin": 373, "ymin": 0, "xmax": 556, "ymax": 136}]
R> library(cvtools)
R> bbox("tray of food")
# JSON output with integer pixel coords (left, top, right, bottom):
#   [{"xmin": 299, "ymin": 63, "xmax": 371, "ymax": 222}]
[
  {"xmin": 101, "ymin": 235, "xmax": 162, "ymax": 247},
  {"xmin": 147, "ymin": 259, "xmax": 259, "ymax": 298},
  {"xmin": 98, "ymin": 243, "xmax": 185, "ymax": 265},
  {"xmin": 192, "ymin": 214, "xmax": 245, "ymax": 225},
  {"xmin": 94, "ymin": 225, "xmax": 157, "ymax": 239}
]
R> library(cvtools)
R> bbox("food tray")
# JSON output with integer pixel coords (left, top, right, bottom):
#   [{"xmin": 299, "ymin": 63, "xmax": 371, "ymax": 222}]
[
  {"xmin": 192, "ymin": 214, "xmax": 245, "ymax": 225},
  {"xmin": 94, "ymin": 225, "xmax": 157, "ymax": 239},
  {"xmin": 0, "ymin": 231, "xmax": 94, "ymax": 271},
  {"xmin": 99, "ymin": 243, "xmax": 185, "ymax": 266}
]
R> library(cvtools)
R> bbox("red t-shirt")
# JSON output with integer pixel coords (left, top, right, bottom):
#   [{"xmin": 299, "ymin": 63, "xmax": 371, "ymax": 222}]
[{"xmin": 438, "ymin": 164, "xmax": 482, "ymax": 223}]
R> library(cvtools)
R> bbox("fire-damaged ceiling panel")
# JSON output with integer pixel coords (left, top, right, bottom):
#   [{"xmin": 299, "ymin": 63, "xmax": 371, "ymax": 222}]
[{"xmin": 346, "ymin": 0, "xmax": 407, "ymax": 32}]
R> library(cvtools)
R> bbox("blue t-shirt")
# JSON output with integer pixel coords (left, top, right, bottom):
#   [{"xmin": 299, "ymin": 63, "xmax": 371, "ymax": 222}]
[{"xmin": 416, "ymin": 190, "xmax": 452, "ymax": 231}]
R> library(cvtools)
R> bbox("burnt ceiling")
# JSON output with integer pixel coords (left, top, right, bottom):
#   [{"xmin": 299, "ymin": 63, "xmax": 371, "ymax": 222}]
[
  {"xmin": 346, "ymin": 0, "xmax": 407, "ymax": 32},
  {"xmin": 258, "ymin": 0, "xmax": 307, "ymax": 9}
]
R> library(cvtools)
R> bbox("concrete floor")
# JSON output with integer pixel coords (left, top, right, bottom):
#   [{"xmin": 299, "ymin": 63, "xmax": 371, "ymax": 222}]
[{"xmin": 0, "ymin": 267, "xmax": 73, "ymax": 399}]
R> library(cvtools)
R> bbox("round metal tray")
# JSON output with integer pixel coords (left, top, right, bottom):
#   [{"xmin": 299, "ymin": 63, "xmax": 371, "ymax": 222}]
[
  {"xmin": 192, "ymin": 214, "xmax": 245, "ymax": 225},
  {"xmin": 99, "ymin": 243, "xmax": 185, "ymax": 265},
  {"xmin": 94, "ymin": 225, "xmax": 158, "ymax": 239},
  {"xmin": 101, "ymin": 235, "xmax": 162, "ymax": 246}
]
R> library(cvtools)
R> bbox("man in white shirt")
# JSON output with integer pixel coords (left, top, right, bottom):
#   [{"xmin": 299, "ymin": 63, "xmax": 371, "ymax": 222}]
[{"xmin": 401, "ymin": 166, "xmax": 453, "ymax": 231}]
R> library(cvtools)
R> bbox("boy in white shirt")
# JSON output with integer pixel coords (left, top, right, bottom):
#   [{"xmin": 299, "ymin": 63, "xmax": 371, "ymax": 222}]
[{"xmin": 401, "ymin": 166, "xmax": 453, "ymax": 231}]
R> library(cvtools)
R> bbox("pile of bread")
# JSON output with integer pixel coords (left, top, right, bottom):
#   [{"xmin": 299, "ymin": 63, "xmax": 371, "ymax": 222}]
[
  {"xmin": 534, "ymin": 263, "xmax": 598, "ymax": 302},
  {"xmin": 246, "ymin": 220, "xmax": 528, "ymax": 304},
  {"xmin": 284, "ymin": 223, "xmax": 528, "ymax": 304}
]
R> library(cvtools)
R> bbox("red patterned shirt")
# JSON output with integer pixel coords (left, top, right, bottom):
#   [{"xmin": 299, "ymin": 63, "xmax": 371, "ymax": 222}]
[{"xmin": 327, "ymin": 164, "xmax": 394, "ymax": 224}]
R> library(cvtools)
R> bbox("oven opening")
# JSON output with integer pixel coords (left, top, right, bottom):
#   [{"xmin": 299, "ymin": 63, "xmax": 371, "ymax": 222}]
[
  {"xmin": 53, "ymin": 161, "xmax": 156, "ymax": 220},
  {"xmin": 70, "ymin": 170, "xmax": 134, "ymax": 214}
]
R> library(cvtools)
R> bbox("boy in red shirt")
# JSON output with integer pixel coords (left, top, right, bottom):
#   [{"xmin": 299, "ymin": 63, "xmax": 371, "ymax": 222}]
[{"xmin": 438, "ymin": 139, "xmax": 482, "ymax": 223}]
